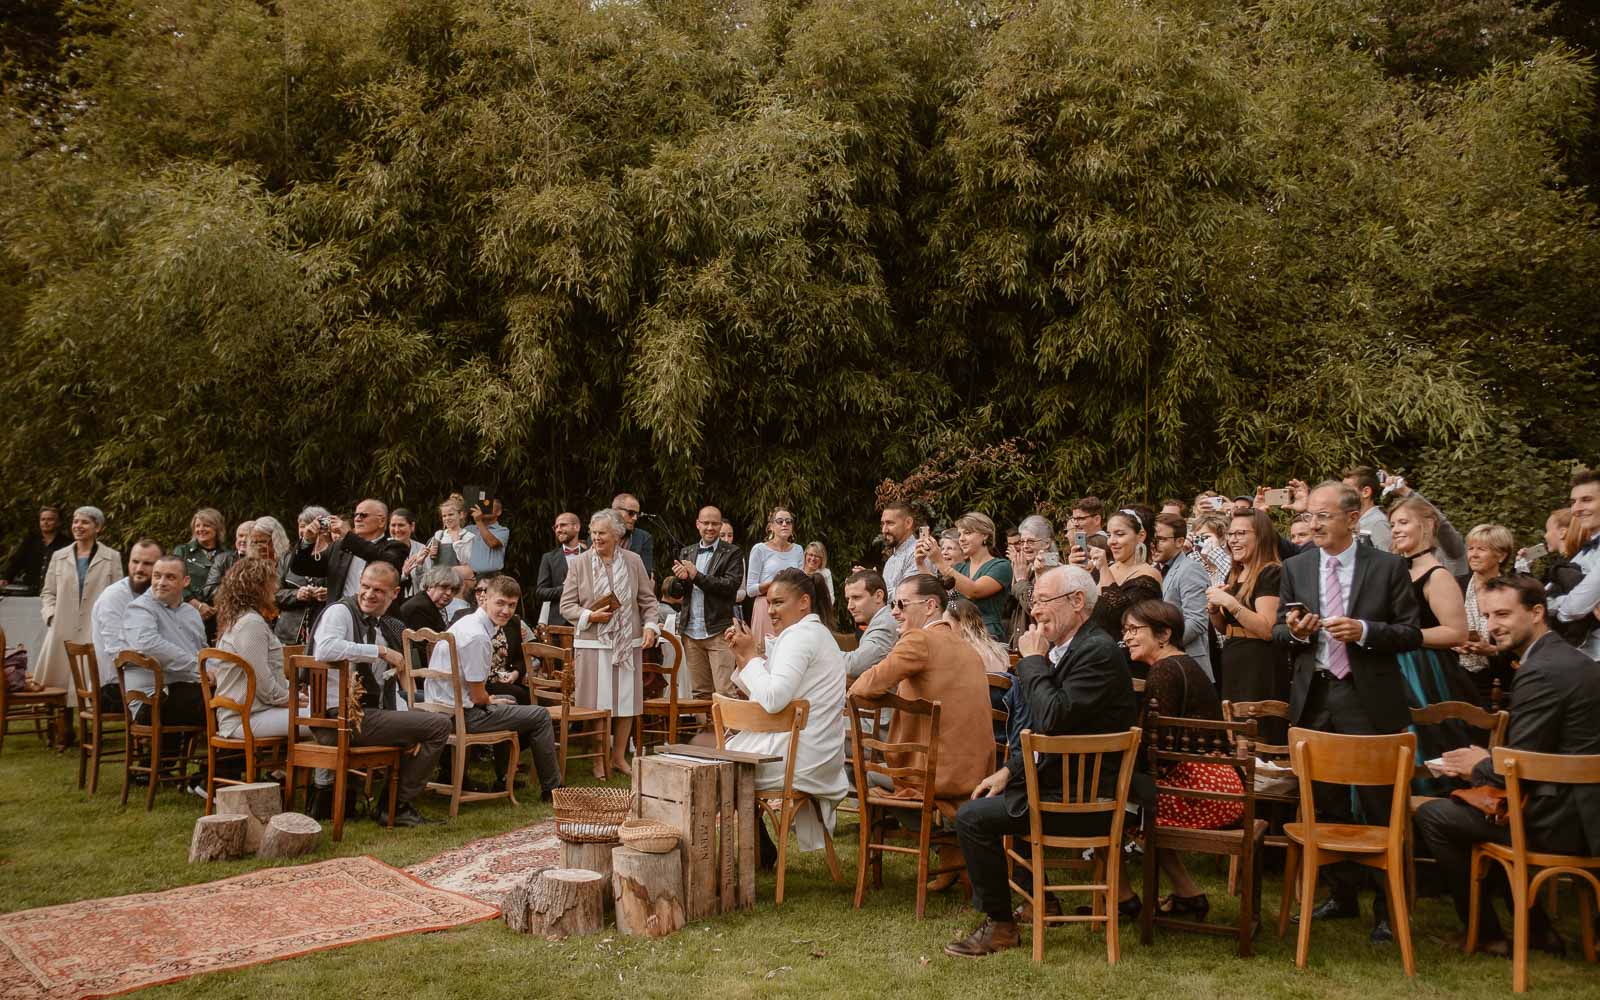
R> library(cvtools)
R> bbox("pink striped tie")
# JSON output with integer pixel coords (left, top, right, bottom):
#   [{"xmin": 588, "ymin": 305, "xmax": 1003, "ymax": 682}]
[{"xmin": 1324, "ymin": 559, "xmax": 1352, "ymax": 680}]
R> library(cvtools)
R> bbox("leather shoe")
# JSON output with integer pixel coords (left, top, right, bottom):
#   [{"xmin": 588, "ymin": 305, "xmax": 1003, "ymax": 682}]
[
  {"xmin": 1291, "ymin": 896, "xmax": 1360, "ymax": 924},
  {"xmin": 389, "ymin": 804, "xmax": 441, "ymax": 828},
  {"xmin": 1076, "ymin": 894, "xmax": 1142, "ymax": 921},
  {"xmin": 1013, "ymin": 894, "xmax": 1063, "ymax": 923},
  {"xmin": 1370, "ymin": 919, "xmax": 1393, "ymax": 944},
  {"xmin": 943, "ymin": 918, "xmax": 1020, "ymax": 958}
]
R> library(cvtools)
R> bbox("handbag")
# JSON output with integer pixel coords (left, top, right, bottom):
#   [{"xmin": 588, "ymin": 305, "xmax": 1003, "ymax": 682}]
[{"xmin": 1449, "ymin": 784, "xmax": 1515, "ymax": 825}]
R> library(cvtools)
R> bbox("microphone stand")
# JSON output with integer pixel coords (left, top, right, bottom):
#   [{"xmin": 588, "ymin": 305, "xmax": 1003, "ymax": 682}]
[{"xmin": 639, "ymin": 511, "xmax": 687, "ymax": 552}]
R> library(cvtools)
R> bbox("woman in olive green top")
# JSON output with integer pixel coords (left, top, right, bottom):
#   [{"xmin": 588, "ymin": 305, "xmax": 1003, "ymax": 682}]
[
  {"xmin": 172, "ymin": 507, "xmax": 226, "ymax": 616},
  {"xmin": 921, "ymin": 511, "xmax": 1013, "ymax": 642}
]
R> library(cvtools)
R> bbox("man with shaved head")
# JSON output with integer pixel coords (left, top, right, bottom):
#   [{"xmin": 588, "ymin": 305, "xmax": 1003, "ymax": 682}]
[
  {"xmin": 665, "ymin": 506, "xmax": 744, "ymax": 698},
  {"xmin": 535, "ymin": 511, "xmax": 584, "ymax": 626},
  {"xmin": 289, "ymin": 497, "xmax": 410, "ymax": 630}
]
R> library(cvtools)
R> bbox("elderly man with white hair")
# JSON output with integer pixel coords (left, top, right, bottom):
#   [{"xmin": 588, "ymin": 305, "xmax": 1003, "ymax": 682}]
[
  {"xmin": 37, "ymin": 506, "xmax": 124, "ymax": 714},
  {"xmin": 944, "ymin": 564, "xmax": 1140, "ymax": 959}
]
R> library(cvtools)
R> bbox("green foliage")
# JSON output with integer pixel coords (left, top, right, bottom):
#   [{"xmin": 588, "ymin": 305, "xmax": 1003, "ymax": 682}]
[{"xmin": 0, "ymin": 0, "xmax": 1596, "ymax": 575}]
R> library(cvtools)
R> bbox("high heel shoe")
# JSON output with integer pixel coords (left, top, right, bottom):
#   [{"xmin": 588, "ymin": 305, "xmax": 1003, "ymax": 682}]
[
  {"xmin": 1158, "ymin": 893, "xmax": 1210, "ymax": 920},
  {"xmin": 1075, "ymin": 893, "xmax": 1142, "ymax": 921}
]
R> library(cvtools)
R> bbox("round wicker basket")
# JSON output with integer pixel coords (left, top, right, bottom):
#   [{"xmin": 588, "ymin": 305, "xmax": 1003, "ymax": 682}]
[
  {"xmin": 552, "ymin": 787, "xmax": 634, "ymax": 844},
  {"xmin": 619, "ymin": 818, "xmax": 680, "ymax": 854}
]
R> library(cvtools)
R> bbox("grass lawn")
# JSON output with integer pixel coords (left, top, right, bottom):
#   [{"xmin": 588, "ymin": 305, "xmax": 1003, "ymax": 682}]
[{"xmin": 1, "ymin": 735, "xmax": 1595, "ymax": 999}]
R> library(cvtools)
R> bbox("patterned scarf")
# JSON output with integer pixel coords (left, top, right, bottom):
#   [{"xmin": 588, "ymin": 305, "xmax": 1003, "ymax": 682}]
[{"xmin": 589, "ymin": 548, "xmax": 636, "ymax": 663}]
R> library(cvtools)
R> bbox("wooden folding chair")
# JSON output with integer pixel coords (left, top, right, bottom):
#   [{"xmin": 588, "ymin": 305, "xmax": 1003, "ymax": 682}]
[
  {"xmin": 196, "ymin": 648, "xmax": 289, "ymax": 814},
  {"xmin": 713, "ymin": 693, "xmax": 843, "ymax": 905},
  {"xmin": 636, "ymin": 631, "xmax": 711, "ymax": 753},
  {"xmin": 63, "ymin": 641, "xmax": 125, "ymax": 794},
  {"xmin": 1278, "ymin": 727, "xmax": 1417, "ymax": 977},
  {"xmin": 0, "ymin": 626, "xmax": 69, "ymax": 754},
  {"xmin": 1006, "ymin": 727, "xmax": 1143, "ymax": 964},
  {"xmin": 525, "ymin": 640, "xmax": 610, "ymax": 781},
  {"xmin": 1139, "ymin": 707, "xmax": 1268, "ymax": 956},
  {"xmin": 1468, "ymin": 748, "xmax": 1600, "ymax": 993},
  {"xmin": 402, "ymin": 628, "xmax": 519, "ymax": 817},
  {"xmin": 987, "ymin": 673, "xmax": 1012, "ymax": 770},
  {"xmin": 847, "ymin": 692, "xmax": 963, "ymax": 918},
  {"xmin": 282, "ymin": 655, "xmax": 400, "ymax": 841},
  {"xmin": 115, "ymin": 651, "xmax": 205, "ymax": 810}
]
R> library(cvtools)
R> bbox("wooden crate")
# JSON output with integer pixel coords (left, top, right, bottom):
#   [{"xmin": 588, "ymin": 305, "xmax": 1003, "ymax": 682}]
[{"xmin": 631, "ymin": 747, "xmax": 769, "ymax": 919}]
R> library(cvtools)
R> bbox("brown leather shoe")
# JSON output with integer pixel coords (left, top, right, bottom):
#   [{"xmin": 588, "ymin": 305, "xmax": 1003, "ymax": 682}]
[
  {"xmin": 943, "ymin": 918, "xmax": 1020, "ymax": 958},
  {"xmin": 1013, "ymin": 893, "xmax": 1063, "ymax": 923}
]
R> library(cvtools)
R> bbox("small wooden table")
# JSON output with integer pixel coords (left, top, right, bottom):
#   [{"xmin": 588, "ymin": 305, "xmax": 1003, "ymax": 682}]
[{"xmin": 633, "ymin": 744, "xmax": 779, "ymax": 918}]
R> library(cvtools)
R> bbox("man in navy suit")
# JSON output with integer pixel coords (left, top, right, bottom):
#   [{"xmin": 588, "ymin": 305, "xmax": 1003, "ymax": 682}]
[{"xmin": 1273, "ymin": 480, "xmax": 1423, "ymax": 942}]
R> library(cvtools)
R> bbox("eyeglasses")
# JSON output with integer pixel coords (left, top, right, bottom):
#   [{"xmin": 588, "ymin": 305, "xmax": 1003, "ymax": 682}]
[
  {"xmin": 891, "ymin": 598, "xmax": 932, "ymax": 611},
  {"xmin": 1121, "ymin": 624, "xmax": 1152, "ymax": 637},
  {"xmin": 353, "ymin": 511, "xmax": 379, "ymax": 520},
  {"xmin": 474, "ymin": 586, "xmax": 489, "ymax": 594},
  {"xmin": 616, "ymin": 508, "xmax": 640, "ymax": 516},
  {"xmin": 1308, "ymin": 511, "xmax": 1344, "ymax": 524},
  {"xmin": 773, "ymin": 517, "xmax": 794, "ymax": 525},
  {"xmin": 1030, "ymin": 592, "xmax": 1071, "ymax": 608}
]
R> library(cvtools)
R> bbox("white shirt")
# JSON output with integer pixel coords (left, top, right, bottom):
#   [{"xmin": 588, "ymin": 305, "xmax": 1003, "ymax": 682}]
[
  {"xmin": 425, "ymin": 608, "xmax": 494, "ymax": 707},
  {"xmin": 310, "ymin": 602, "xmax": 393, "ymax": 709},
  {"xmin": 1359, "ymin": 506, "xmax": 1392, "ymax": 552},
  {"xmin": 685, "ymin": 543, "xmax": 717, "ymax": 640},
  {"xmin": 1314, "ymin": 541, "xmax": 1368, "ymax": 668},
  {"xmin": 89, "ymin": 578, "xmax": 136, "ymax": 688},
  {"xmin": 1551, "ymin": 531, "xmax": 1600, "ymax": 657},
  {"xmin": 881, "ymin": 536, "xmax": 934, "ymax": 595},
  {"xmin": 341, "ymin": 554, "xmax": 368, "ymax": 598}
]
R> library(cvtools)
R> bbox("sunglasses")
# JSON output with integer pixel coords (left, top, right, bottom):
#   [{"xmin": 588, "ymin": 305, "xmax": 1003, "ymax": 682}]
[
  {"xmin": 891, "ymin": 598, "xmax": 932, "ymax": 611},
  {"xmin": 474, "ymin": 586, "xmax": 488, "ymax": 594},
  {"xmin": 773, "ymin": 517, "xmax": 795, "ymax": 525}
]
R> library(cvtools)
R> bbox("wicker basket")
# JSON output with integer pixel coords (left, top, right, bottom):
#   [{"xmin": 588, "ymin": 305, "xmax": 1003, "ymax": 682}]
[
  {"xmin": 619, "ymin": 818, "xmax": 680, "ymax": 854},
  {"xmin": 552, "ymin": 787, "xmax": 634, "ymax": 843}
]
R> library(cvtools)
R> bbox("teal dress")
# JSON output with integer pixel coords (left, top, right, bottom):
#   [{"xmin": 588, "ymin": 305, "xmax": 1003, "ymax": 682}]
[{"xmin": 956, "ymin": 556, "xmax": 1013, "ymax": 642}]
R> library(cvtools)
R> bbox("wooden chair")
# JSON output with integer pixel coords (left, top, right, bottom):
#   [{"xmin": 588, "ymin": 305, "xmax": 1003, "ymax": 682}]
[
  {"xmin": 536, "ymin": 624, "xmax": 575, "ymax": 653},
  {"xmin": 1138, "ymin": 707, "xmax": 1268, "ymax": 956},
  {"xmin": 0, "ymin": 626, "xmax": 69, "ymax": 754},
  {"xmin": 712, "ymin": 693, "xmax": 843, "ymax": 905},
  {"xmin": 1277, "ymin": 727, "xmax": 1417, "ymax": 977},
  {"xmin": 1409, "ymin": 701, "xmax": 1510, "ymax": 802},
  {"xmin": 1006, "ymin": 727, "xmax": 1144, "ymax": 964},
  {"xmin": 525, "ymin": 640, "xmax": 611, "ymax": 781},
  {"xmin": 402, "ymin": 628, "xmax": 519, "ymax": 817},
  {"xmin": 987, "ymin": 673, "xmax": 1012, "ymax": 770},
  {"xmin": 1223, "ymin": 699, "xmax": 1296, "ymax": 895},
  {"xmin": 115, "ymin": 651, "xmax": 205, "ymax": 811},
  {"xmin": 1467, "ymin": 748, "xmax": 1600, "ymax": 993},
  {"xmin": 196, "ymin": 648, "xmax": 289, "ymax": 814},
  {"xmin": 63, "ymin": 641, "xmax": 125, "ymax": 794},
  {"xmin": 846, "ymin": 692, "xmax": 964, "ymax": 918},
  {"xmin": 282, "ymin": 654, "xmax": 400, "ymax": 841},
  {"xmin": 635, "ymin": 631, "xmax": 712, "ymax": 753}
]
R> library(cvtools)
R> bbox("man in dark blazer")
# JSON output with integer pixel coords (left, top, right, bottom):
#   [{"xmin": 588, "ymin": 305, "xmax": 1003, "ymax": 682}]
[
  {"xmin": 288, "ymin": 498, "xmax": 410, "ymax": 631},
  {"xmin": 1272, "ymin": 480, "xmax": 1422, "ymax": 940},
  {"xmin": 533, "ymin": 512, "xmax": 584, "ymax": 627},
  {"xmin": 664, "ymin": 506, "xmax": 744, "ymax": 698},
  {"xmin": 613, "ymin": 493, "xmax": 654, "ymax": 580},
  {"xmin": 1415, "ymin": 574, "xmax": 1600, "ymax": 955},
  {"xmin": 945, "ymin": 565, "xmax": 1137, "ymax": 958}
]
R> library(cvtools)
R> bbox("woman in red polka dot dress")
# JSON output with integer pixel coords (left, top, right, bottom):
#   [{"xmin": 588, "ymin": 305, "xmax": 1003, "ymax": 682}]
[{"xmin": 1123, "ymin": 599, "xmax": 1243, "ymax": 922}]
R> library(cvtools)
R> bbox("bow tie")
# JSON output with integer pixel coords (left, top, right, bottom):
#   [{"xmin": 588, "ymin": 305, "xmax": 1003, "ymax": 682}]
[
  {"xmin": 563, "ymin": 547, "xmax": 580, "ymax": 555},
  {"xmin": 1581, "ymin": 535, "xmax": 1600, "ymax": 555},
  {"xmin": 698, "ymin": 544, "xmax": 716, "ymax": 553}
]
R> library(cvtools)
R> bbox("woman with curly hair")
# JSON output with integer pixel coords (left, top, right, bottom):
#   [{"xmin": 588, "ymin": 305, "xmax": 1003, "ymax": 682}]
[{"xmin": 213, "ymin": 557, "xmax": 297, "ymax": 739}]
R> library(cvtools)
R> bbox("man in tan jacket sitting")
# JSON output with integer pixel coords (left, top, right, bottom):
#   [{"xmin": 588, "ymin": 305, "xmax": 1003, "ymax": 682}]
[{"xmin": 849, "ymin": 573, "xmax": 993, "ymax": 889}]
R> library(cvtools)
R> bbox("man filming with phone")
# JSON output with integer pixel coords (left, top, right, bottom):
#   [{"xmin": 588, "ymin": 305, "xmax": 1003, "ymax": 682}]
[{"xmin": 463, "ymin": 488, "xmax": 510, "ymax": 577}]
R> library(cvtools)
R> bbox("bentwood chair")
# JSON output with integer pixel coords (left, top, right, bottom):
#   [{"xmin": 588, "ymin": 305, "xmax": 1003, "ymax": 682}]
[
  {"xmin": 1006, "ymin": 727, "xmax": 1143, "ymax": 964},
  {"xmin": 196, "ymin": 648, "xmax": 288, "ymax": 813},
  {"xmin": 1467, "ymin": 748, "xmax": 1600, "ymax": 993},
  {"xmin": 986, "ymin": 673, "xmax": 1012, "ymax": 770},
  {"xmin": 283, "ymin": 655, "xmax": 400, "ymax": 841},
  {"xmin": 1278, "ymin": 727, "xmax": 1418, "ymax": 977},
  {"xmin": 525, "ymin": 640, "xmax": 611, "ymax": 781},
  {"xmin": 846, "ymin": 692, "xmax": 964, "ymax": 918},
  {"xmin": 116, "ymin": 651, "xmax": 205, "ymax": 811},
  {"xmin": 63, "ymin": 641, "xmax": 125, "ymax": 794},
  {"xmin": 636, "ymin": 631, "xmax": 712, "ymax": 752},
  {"xmin": 0, "ymin": 626, "xmax": 69, "ymax": 754},
  {"xmin": 403, "ymin": 628, "xmax": 519, "ymax": 817},
  {"xmin": 713, "ymin": 694, "xmax": 842, "ymax": 905}
]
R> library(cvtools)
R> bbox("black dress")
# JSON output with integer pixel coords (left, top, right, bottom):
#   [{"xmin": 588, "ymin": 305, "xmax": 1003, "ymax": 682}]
[
  {"xmin": 1093, "ymin": 573, "xmax": 1163, "ymax": 680},
  {"xmin": 1397, "ymin": 565, "xmax": 1481, "ymax": 794},
  {"xmin": 1219, "ymin": 564, "xmax": 1287, "ymax": 707}
]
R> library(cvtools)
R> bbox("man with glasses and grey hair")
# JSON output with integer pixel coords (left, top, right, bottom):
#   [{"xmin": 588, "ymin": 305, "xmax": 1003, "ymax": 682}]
[
  {"xmin": 944, "ymin": 564, "xmax": 1138, "ymax": 958},
  {"xmin": 288, "ymin": 498, "xmax": 409, "ymax": 630}
]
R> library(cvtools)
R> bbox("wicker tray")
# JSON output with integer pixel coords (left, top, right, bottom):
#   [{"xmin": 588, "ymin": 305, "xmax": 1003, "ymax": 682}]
[
  {"xmin": 552, "ymin": 787, "xmax": 634, "ymax": 843},
  {"xmin": 619, "ymin": 818, "xmax": 680, "ymax": 854}
]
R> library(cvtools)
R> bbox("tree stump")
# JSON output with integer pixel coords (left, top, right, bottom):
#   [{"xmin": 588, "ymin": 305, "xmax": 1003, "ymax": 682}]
[
  {"xmin": 502, "ymin": 868, "xmax": 607, "ymax": 939},
  {"xmin": 561, "ymin": 840, "xmax": 615, "ymax": 895},
  {"xmin": 612, "ymin": 845, "xmax": 685, "ymax": 938},
  {"xmin": 257, "ymin": 812, "xmax": 322, "ymax": 859},
  {"xmin": 188, "ymin": 814, "xmax": 248, "ymax": 863},
  {"xmin": 213, "ymin": 782, "xmax": 284, "ymax": 852}
]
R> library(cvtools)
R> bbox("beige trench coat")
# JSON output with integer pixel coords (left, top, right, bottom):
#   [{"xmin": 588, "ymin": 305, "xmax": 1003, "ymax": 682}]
[{"xmin": 38, "ymin": 542, "xmax": 124, "ymax": 706}]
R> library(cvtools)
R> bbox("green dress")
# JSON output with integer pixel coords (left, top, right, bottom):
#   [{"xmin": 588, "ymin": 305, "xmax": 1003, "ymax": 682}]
[{"xmin": 955, "ymin": 557, "xmax": 1013, "ymax": 642}]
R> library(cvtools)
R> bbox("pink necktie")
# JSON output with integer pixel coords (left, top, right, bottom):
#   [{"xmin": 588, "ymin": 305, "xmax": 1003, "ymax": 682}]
[{"xmin": 1324, "ymin": 559, "xmax": 1352, "ymax": 680}]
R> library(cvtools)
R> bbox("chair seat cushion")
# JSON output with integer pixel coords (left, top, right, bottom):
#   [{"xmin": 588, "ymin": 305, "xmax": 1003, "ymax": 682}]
[{"xmin": 1283, "ymin": 821, "xmax": 1391, "ymax": 853}]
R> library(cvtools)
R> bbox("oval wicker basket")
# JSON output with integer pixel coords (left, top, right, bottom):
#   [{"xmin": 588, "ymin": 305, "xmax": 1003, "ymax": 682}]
[
  {"xmin": 619, "ymin": 818, "xmax": 680, "ymax": 854},
  {"xmin": 552, "ymin": 787, "xmax": 634, "ymax": 844}
]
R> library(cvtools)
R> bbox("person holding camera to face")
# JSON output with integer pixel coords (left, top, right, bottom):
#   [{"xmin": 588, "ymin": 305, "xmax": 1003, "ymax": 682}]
[
  {"xmin": 288, "ymin": 498, "xmax": 410, "ymax": 629},
  {"xmin": 464, "ymin": 492, "xmax": 510, "ymax": 577}
]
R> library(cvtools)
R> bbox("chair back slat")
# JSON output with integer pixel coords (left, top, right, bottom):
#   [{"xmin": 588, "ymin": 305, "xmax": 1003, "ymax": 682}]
[
  {"xmin": 402, "ymin": 628, "xmax": 468, "ymax": 737},
  {"xmin": 524, "ymin": 641, "xmax": 574, "ymax": 710},
  {"xmin": 714, "ymin": 694, "xmax": 809, "ymax": 796},
  {"xmin": 115, "ymin": 651, "xmax": 164, "ymax": 728},
  {"xmin": 197, "ymin": 647, "xmax": 259, "ymax": 744},
  {"xmin": 846, "ymin": 692, "xmax": 942, "ymax": 799},
  {"xmin": 286, "ymin": 655, "xmax": 354, "ymax": 738},
  {"xmin": 1222, "ymin": 699, "xmax": 1290, "ymax": 757},
  {"xmin": 1493, "ymin": 746, "xmax": 1600, "ymax": 786},
  {"xmin": 1410, "ymin": 701, "xmax": 1510, "ymax": 746},
  {"xmin": 1020, "ymin": 728, "xmax": 1142, "ymax": 818}
]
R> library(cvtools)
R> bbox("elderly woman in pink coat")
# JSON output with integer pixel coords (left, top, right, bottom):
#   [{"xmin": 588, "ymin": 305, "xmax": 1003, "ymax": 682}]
[{"xmin": 560, "ymin": 508, "xmax": 659, "ymax": 777}]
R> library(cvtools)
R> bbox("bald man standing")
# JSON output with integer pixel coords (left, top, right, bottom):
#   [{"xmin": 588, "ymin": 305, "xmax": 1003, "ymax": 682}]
[{"xmin": 665, "ymin": 506, "xmax": 744, "ymax": 698}]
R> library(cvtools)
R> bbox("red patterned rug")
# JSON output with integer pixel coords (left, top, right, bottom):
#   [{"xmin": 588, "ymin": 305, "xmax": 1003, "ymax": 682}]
[
  {"xmin": 0, "ymin": 856, "xmax": 497, "ymax": 1000},
  {"xmin": 406, "ymin": 821, "xmax": 562, "ymax": 905}
]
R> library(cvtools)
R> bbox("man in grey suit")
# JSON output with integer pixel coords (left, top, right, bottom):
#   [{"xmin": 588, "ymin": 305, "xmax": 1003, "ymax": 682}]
[
  {"xmin": 1415, "ymin": 574, "xmax": 1600, "ymax": 956},
  {"xmin": 1152, "ymin": 512, "xmax": 1212, "ymax": 679},
  {"xmin": 842, "ymin": 570, "xmax": 898, "ymax": 679}
]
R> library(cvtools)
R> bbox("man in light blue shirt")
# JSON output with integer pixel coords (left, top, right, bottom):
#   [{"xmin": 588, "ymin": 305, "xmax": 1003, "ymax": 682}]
[
  {"xmin": 1549, "ymin": 469, "xmax": 1600, "ymax": 658},
  {"xmin": 467, "ymin": 498, "xmax": 510, "ymax": 574},
  {"xmin": 120, "ymin": 554, "xmax": 207, "ymax": 728}
]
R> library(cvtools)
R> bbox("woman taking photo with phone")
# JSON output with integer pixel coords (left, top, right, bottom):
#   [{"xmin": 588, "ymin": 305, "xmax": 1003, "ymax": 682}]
[
  {"xmin": 745, "ymin": 507, "xmax": 804, "ymax": 644},
  {"xmin": 922, "ymin": 512, "xmax": 1013, "ymax": 642},
  {"xmin": 1206, "ymin": 510, "xmax": 1284, "ymax": 715}
]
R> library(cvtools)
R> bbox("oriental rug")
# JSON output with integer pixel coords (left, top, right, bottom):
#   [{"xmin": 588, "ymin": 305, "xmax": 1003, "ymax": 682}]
[
  {"xmin": 406, "ymin": 820, "xmax": 562, "ymax": 906},
  {"xmin": 0, "ymin": 856, "xmax": 497, "ymax": 1000}
]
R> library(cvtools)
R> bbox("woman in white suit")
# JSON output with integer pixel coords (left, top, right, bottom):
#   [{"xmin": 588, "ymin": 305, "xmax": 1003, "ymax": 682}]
[
  {"xmin": 37, "ymin": 506, "xmax": 123, "ymax": 713},
  {"xmin": 725, "ymin": 567, "xmax": 849, "ymax": 854}
]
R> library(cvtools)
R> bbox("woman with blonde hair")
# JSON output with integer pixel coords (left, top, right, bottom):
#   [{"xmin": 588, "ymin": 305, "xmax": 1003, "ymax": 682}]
[
  {"xmin": 802, "ymin": 541, "xmax": 834, "ymax": 603},
  {"xmin": 422, "ymin": 494, "xmax": 475, "ymax": 573},
  {"xmin": 1454, "ymin": 524, "xmax": 1516, "ymax": 701},
  {"xmin": 944, "ymin": 598, "xmax": 1010, "ymax": 675},
  {"xmin": 923, "ymin": 511, "xmax": 1013, "ymax": 642},
  {"xmin": 173, "ymin": 507, "xmax": 226, "ymax": 614}
]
